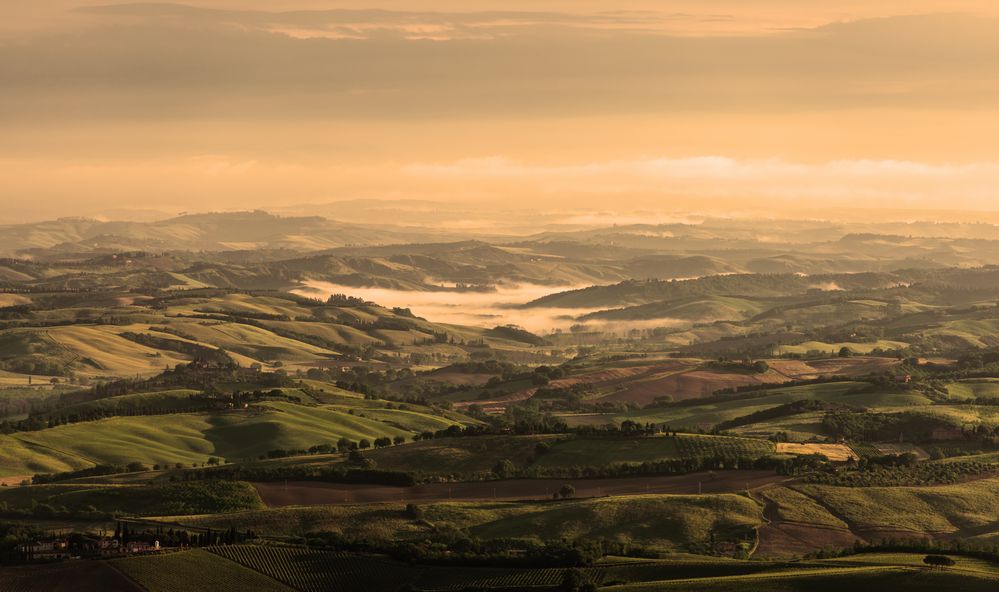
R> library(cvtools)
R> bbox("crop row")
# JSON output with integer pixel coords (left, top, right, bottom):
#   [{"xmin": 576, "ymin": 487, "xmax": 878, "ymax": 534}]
[
  {"xmin": 674, "ymin": 435, "xmax": 775, "ymax": 460},
  {"xmin": 207, "ymin": 545, "xmax": 409, "ymax": 592}
]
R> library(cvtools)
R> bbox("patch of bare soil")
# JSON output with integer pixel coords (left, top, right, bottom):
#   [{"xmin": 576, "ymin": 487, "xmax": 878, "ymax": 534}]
[
  {"xmin": 755, "ymin": 521, "xmax": 863, "ymax": 558},
  {"xmin": 767, "ymin": 357, "xmax": 902, "ymax": 380},
  {"xmin": 0, "ymin": 475, "xmax": 30, "ymax": 487}
]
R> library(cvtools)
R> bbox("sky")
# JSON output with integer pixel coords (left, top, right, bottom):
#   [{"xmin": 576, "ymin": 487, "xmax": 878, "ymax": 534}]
[{"xmin": 3, "ymin": 2, "xmax": 999, "ymax": 224}]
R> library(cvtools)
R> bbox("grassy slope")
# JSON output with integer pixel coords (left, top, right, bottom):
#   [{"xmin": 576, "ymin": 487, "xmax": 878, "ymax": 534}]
[
  {"xmin": 0, "ymin": 437, "xmax": 92, "ymax": 477},
  {"xmin": 362, "ymin": 434, "xmax": 560, "ymax": 474},
  {"xmin": 944, "ymin": 379, "xmax": 999, "ymax": 400},
  {"xmin": 779, "ymin": 340, "xmax": 908, "ymax": 355},
  {"xmin": 0, "ymin": 400, "xmax": 464, "ymax": 476},
  {"xmin": 755, "ymin": 486, "xmax": 848, "ymax": 529},
  {"xmin": 0, "ymin": 292, "xmax": 542, "ymax": 381},
  {"xmin": 792, "ymin": 477, "xmax": 999, "ymax": 535},
  {"xmin": 55, "ymin": 389, "xmax": 203, "ymax": 416},
  {"xmin": 604, "ymin": 567, "xmax": 998, "ymax": 592},
  {"xmin": 171, "ymin": 494, "xmax": 762, "ymax": 550},
  {"xmin": 534, "ymin": 437, "xmax": 681, "ymax": 468},
  {"xmin": 563, "ymin": 382, "xmax": 862, "ymax": 428},
  {"xmin": 0, "ymin": 480, "xmax": 264, "ymax": 515},
  {"xmin": 44, "ymin": 325, "xmax": 191, "ymax": 376}
]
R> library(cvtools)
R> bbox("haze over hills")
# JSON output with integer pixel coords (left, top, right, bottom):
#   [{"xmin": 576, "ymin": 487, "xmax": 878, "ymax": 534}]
[
  {"xmin": 0, "ymin": 211, "xmax": 472, "ymax": 257},
  {"xmin": 8, "ymin": 2, "xmax": 999, "ymax": 590},
  {"xmin": 9, "ymin": 211, "xmax": 999, "ymax": 292}
]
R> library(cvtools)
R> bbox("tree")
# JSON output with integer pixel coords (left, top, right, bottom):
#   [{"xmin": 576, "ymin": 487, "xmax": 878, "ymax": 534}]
[
  {"xmin": 560, "ymin": 568, "xmax": 595, "ymax": 592},
  {"xmin": 404, "ymin": 503, "xmax": 424, "ymax": 519},
  {"xmin": 347, "ymin": 449, "xmax": 376, "ymax": 469},
  {"xmin": 558, "ymin": 483, "xmax": 576, "ymax": 499},
  {"xmin": 492, "ymin": 459, "xmax": 516, "ymax": 478},
  {"xmin": 923, "ymin": 555, "xmax": 955, "ymax": 569},
  {"xmin": 358, "ymin": 439, "xmax": 371, "ymax": 449},
  {"xmin": 839, "ymin": 346, "xmax": 853, "ymax": 358}
]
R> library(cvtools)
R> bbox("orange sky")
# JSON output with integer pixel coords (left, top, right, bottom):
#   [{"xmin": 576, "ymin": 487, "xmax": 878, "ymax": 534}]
[{"xmin": 3, "ymin": 2, "xmax": 999, "ymax": 223}]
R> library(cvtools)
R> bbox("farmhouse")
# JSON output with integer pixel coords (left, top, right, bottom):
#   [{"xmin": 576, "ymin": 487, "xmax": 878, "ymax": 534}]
[{"xmin": 18, "ymin": 539, "xmax": 71, "ymax": 560}]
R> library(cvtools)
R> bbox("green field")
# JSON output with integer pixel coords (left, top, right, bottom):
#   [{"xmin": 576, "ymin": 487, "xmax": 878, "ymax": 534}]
[
  {"xmin": 791, "ymin": 476, "xmax": 999, "ymax": 535},
  {"xmin": 750, "ymin": 477, "xmax": 999, "ymax": 551},
  {"xmin": 361, "ymin": 434, "xmax": 560, "ymax": 475},
  {"xmin": 173, "ymin": 493, "xmax": 763, "ymax": 551},
  {"xmin": 0, "ymin": 399, "xmax": 466, "ymax": 477},
  {"xmin": 944, "ymin": 379, "xmax": 999, "ymax": 400},
  {"xmin": 923, "ymin": 319, "xmax": 999, "ymax": 349},
  {"xmin": 754, "ymin": 487, "xmax": 848, "ymax": 529},
  {"xmin": 560, "ymin": 381, "xmax": 941, "ymax": 437},
  {"xmin": 261, "ymin": 433, "xmax": 780, "ymax": 479},
  {"xmin": 53, "ymin": 389, "xmax": 204, "ymax": 416},
  {"xmin": 777, "ymin": 340, "xmax": 910, "ymax": 356},
  {"xmin": 0, "ymin": 480, "xmax": 264, "ymax": 515},
  {"xmin": 603, "ymin": 566, "xmax": 999, "ymax": 592},
  {"xmin": 534, "ymin": 436, "xmax": 681, "ymax": 468},
  {"xmin": 819, "ymin": 552, "xmax": 999, "ymax": 575}
]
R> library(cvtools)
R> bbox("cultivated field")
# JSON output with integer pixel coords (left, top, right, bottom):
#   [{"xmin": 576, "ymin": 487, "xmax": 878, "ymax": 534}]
[
  {"xmin": 252, "ymin": 470, "xmax": 786, "ymax": 506},
  {"xmin": 113, "ymin": 549, "xmax": 293, "ymax": 592},
  {"xmin": 775, "ymin": 442, "xmax": 859, "ymax": 462},
  {"xmin": 0, "ymin": 561, "xmax": 142, "ymax": 592}
]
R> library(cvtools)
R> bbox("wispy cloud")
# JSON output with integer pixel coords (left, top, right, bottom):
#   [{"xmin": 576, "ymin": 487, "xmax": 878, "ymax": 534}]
[{"xmin": 405, "ymin": 155, "xmax": 999, "ymax": 205}]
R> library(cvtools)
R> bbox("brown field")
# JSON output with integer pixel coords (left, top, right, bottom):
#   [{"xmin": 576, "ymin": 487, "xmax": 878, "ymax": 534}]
[
  {"xmin": 253, "ymin": 470, "xmax": 788, "ymax": 507},
  {"xmin": 0, "ymin": 475, "xmax": 30, "ymax": 487},
  {"xmin": 458, "ymin": 357, "xmax": 903, "ymax": 411},
  {"xmin": 775, "ymin": 442, "xmax": 859, "ymax": 462},
  {"xmin": 549, "ymin": 362, "xmax": 694, "ymax": 390},
  {"xmin": 453, "ymin": 387, "xmax": 539, "ymax": 411},
  {"xmin": 752, "ymin": 486, "xmax": 865, "ymax": 558},
  {"xmin": 599, "ymin": 369, "xmax": 790, "ymax": 405},
  {"xmin": 424, "ymin": 372, "xmax": 498, "ymax": 387},
  {"xmin": 755, "ymin": 521, "xmax": 861, "ymax": 558},
  {"xmin": 0, "ymin": 294, "xmax": 31, "ymax": 307},
  {"xmin": 0, "ymin": 561, "xmax": 141, "ymax": 592},
  {"xmin": 768, "ymin": 357, "xmax": 901, "ymax": 380},
  {"xmin": 455, "ymin": 361, "xmax": 696, "ymax": 411}
]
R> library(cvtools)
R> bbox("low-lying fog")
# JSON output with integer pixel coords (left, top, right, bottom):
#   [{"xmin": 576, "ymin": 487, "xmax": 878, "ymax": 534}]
[{"xmin": 294, "ymin": 281, "xmax": 606, "ymax": 334}]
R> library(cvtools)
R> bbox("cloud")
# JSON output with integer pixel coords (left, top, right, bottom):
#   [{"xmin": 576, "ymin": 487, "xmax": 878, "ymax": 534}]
[
  {"xmin": 3, "ymin": 4, "xmax": 999, "ymax": 218},
  {"xmin": 1, "ymin": 11, "xmax": 999, "ymax": 122},
  {"xmin": 404, "ymin": 155, "xmax": 999, "ymax": 206},
  {"xmin": 74, "ymin": 4, "xmax": 688, "ymax": 40}
]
